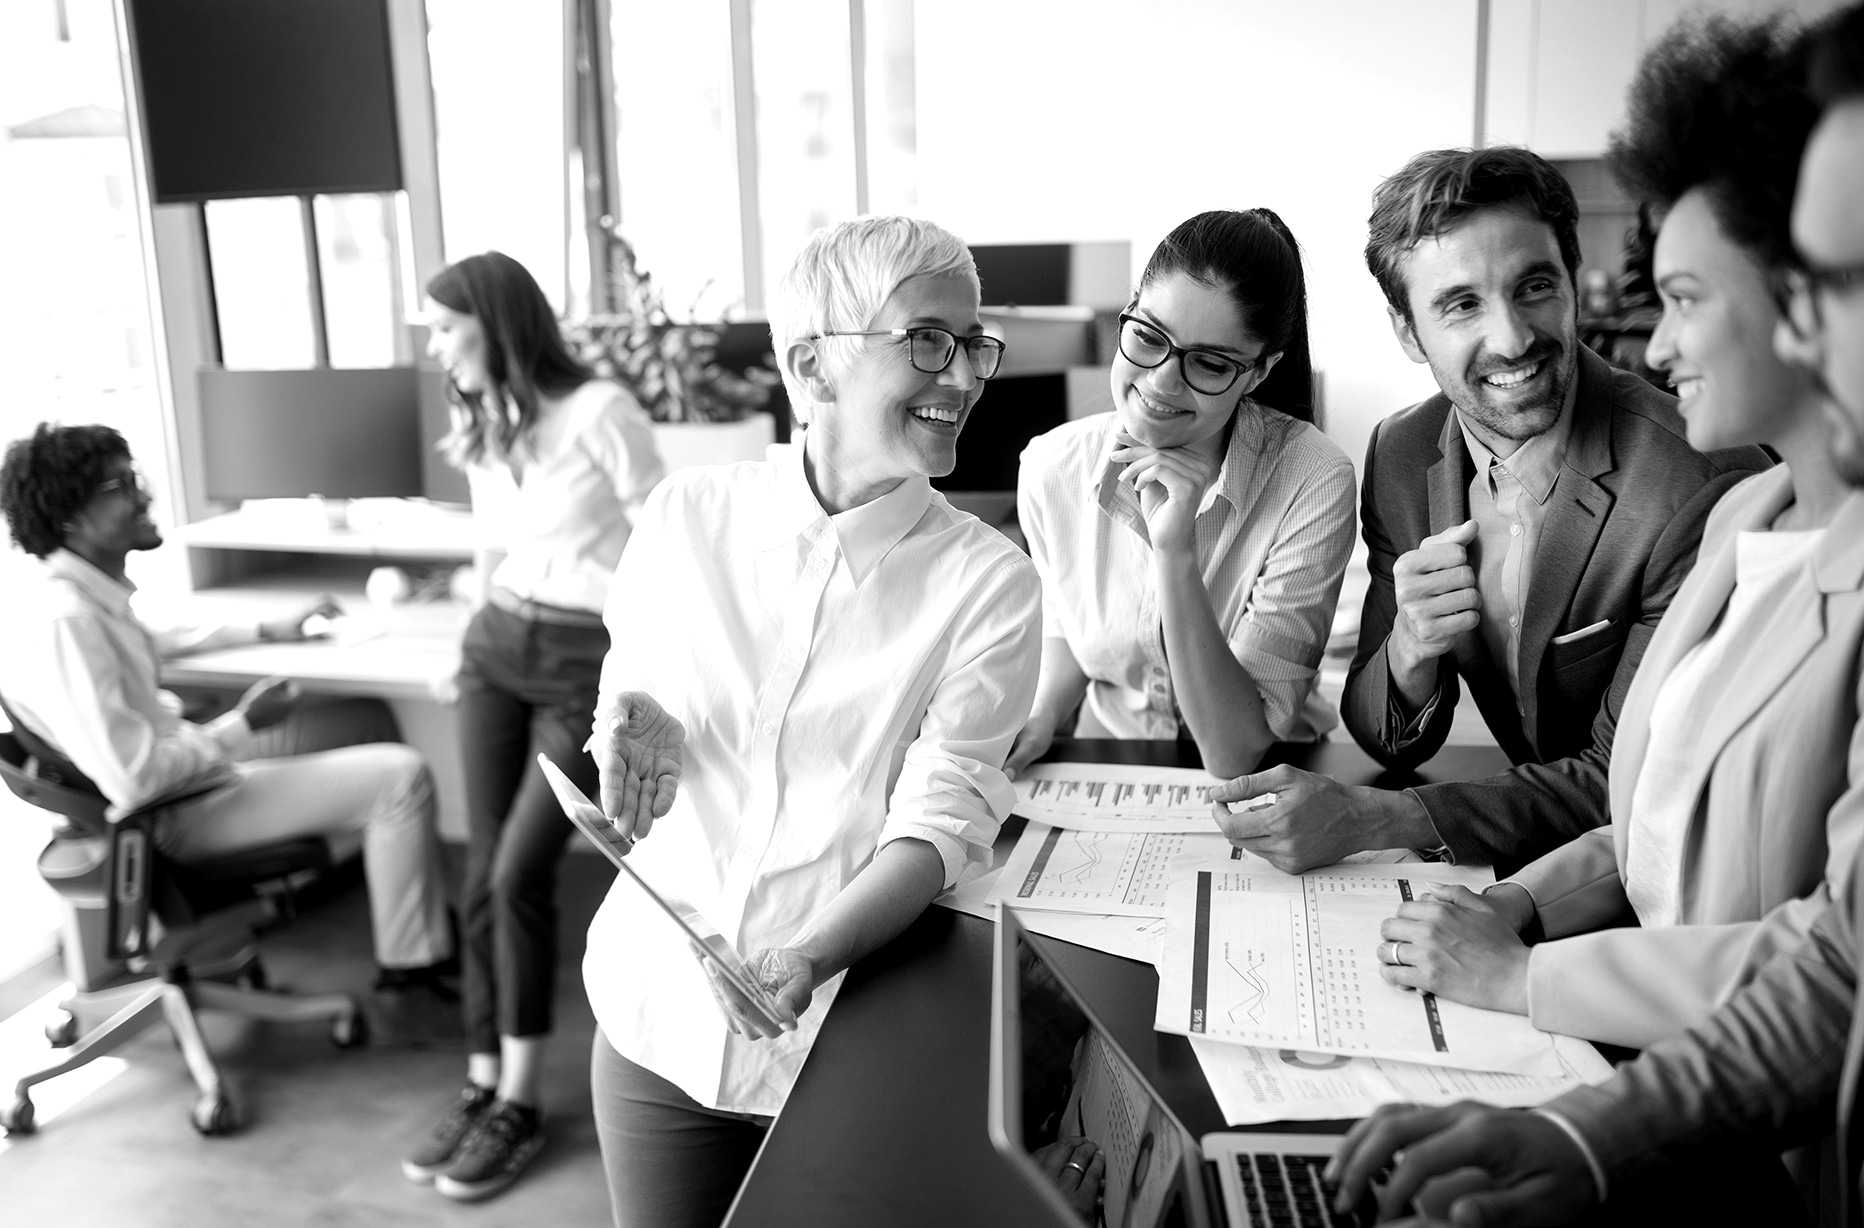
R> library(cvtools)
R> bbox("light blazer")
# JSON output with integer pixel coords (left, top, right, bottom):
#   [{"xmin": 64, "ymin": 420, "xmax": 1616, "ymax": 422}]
[
  {"xmin": 1343, "ymin": 348, "xmax": 1769, "ymax": 872},
  {"xmin": 1550, "ymin": 850, "xmax": 1864, "ymax": 1225},
  {"xmin": 1511, "ymin": 468, "xmax": 1864, "ymax": 1049}
]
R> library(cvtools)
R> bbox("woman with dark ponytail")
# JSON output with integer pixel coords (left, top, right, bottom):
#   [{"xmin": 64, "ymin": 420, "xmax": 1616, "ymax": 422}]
[{"xmin": 1008, "ymin": 209, "xmax": 1356, "ymax": 778}]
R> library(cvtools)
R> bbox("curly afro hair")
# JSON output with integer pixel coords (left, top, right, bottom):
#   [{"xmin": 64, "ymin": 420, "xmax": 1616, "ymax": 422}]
[
  {"xmin": 1811, "ymin": 1, "xmax": 1864, "ymax": 106},
  {"xmin": 0, "ymin": 423, "xmax": 132, "ymax": 558},
  {"xmin": 1607, "ymin": 13, "xmax": 1818, "ymax": 271}
]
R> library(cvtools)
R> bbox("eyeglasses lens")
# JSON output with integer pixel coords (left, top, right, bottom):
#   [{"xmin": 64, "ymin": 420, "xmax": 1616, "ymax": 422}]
[{"xmin": 909, "ymin": 329, "xmax": 958, "ymax": 374}]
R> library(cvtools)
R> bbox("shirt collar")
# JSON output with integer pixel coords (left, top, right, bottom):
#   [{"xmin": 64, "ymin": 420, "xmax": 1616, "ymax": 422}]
[
  {"xmin": 766, "ymin": 433, "xmax": 933, "ymax": 585},
  {"xmin": 46, "ymin": 548, "xmax": 136, "ymax": 614},
  {"xmin": 1453, "ymin": 390, "xmax": 1575, "ymax": 505}
]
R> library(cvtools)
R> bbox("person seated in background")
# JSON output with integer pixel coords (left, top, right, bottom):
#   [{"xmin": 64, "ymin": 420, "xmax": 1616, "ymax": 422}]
[
  {"xmin": 1211, "ymin": 146, "xmax": 1771, "ymax": 876},
  {"xmin": 400, "ymin": 250, "xmax": 663, "ymax": 1203},
  {"xmin": 1005, "ymin": 209, "xmax": 1356, "ymax": 780},
  {"xmin": 580, "ymin": 215, "xmax": 1041, "ymax": 1228},
  {"xmin": 1365, "ymin": 8, "xmax": 1864, "ymax": 1053},
  {"xmin": 0, "ymin": 423, "xmax": 458, "ymax": 1038},
  {"xmin": 1329, "ymin": 21, "xmax": 1864, "ymax": 1218}
]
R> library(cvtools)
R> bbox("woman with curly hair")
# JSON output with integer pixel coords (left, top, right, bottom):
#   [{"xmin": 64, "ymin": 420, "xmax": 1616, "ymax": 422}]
[{"xmin": 1372, "ymin": 11, "xmax": 1864, "ymax": 1052}]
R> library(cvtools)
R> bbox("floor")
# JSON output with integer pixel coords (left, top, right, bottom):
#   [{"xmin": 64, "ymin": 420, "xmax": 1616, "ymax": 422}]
[{"xmin": 0, "ymin": 849, "xmax": 620, "ymax": 1228}]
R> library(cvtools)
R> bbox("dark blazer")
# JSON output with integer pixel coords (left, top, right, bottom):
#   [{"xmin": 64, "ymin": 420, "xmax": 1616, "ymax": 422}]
[{"xmin": 1342, "ymin": 347, "xmax": 1770, "ymax": 871}]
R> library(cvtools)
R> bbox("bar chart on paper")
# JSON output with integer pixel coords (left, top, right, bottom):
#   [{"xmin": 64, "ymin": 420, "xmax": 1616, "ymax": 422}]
[{"xmin": 1012, "ymin": 763, "xmax": 1228, "ymax": 832}]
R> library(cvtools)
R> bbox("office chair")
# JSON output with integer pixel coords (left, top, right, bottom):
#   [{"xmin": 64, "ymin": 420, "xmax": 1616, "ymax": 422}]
[{"xmin": 0, "ymin": 720, "xmax": 366, "ymax": 1139}]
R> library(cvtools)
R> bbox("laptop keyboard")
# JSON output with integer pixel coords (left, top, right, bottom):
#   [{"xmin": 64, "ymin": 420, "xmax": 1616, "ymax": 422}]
[{"xmin": 1234, "ymin": 1153, "xmax": 1371, "ymax": 1227}]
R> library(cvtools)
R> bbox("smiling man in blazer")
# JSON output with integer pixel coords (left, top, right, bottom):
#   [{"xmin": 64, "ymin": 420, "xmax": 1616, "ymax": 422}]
[
  {"xmin": 1213, "ymin": 146, "xmax": 1770, "ymax": 875},
  {"xmin": 1327, "ymin": 11, "xmax": 1864, "ymax": 1222}
]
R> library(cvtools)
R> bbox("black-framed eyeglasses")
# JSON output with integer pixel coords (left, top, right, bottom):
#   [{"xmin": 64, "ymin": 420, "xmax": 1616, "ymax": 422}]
[
  {"xmin": 1772, "ymin": 257, "xmax": 1864, "ymax": 342},
  {"xmin": 1116, "ymin": 313, "xmax": 1262, "ymax": 396},
  {"xmin": 95, "ymin": 468, "xmax": 150, "ymax": 501},
  {"xmin": 814, "ymin": 326, "xmax": 1007, "ymax": 379}
]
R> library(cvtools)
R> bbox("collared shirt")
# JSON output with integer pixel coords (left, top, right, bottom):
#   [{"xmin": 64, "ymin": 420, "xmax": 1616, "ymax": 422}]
[
  {"xmin": 582, "ymin": 439, "xmax": 1041, "ymax": 1116},
  {"xmin": 1017, "ymin": 406, "xmax": 1356, "ymax": 742},
  {"xmin": 0, "ymin": 550, "xmax": 248, "ymax": 814},
  {"xmin": 466, "ymin": 380, "xmax": 663, "ymax": 614},
  {"xmin": 1456, "ymin": 401, "xmax": 1574, "ymax": 698}
]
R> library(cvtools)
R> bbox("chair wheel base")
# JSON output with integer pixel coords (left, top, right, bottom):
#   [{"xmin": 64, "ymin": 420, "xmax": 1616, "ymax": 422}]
[
  {"xmin": 3, "ymin": 1094, "xmax": 36, "ymax": 1135},
  {"xmin": 191, "ymin": 1093, "xmax": 239, "ymax": 1136},
  {"xmin": 44, "ymin": 1010, "xmax": 78, "ymax": 1048}
]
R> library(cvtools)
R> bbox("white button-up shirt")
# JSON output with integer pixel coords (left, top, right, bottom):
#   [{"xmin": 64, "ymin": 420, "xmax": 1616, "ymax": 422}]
[
  {"xmin": 1017, "ymin": 407, "xmax": 1357, "ymax": 742},
  {"xmin": 583, "ymin": 439, "xmax": 1041, "ymax": 1115},
  {"xmin": 466, "ymin": 380, "xmax": 663, "ymax": 614},
  {"xmin": 0, "ymin": 550, "xmax": 248, "ymax": 814}
]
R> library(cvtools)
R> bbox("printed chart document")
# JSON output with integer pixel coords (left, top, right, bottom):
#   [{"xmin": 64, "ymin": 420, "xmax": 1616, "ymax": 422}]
[
  {"xmin": 1013, "ymin": 762, "xmax": 1230, "ymax": 832},
  {"xmin": 993, "ymin": 825, "xmax": 1241, "ymax": 915},
  {"xmin": 1187, "ymin": 1035, "xmax": 1614, "ymax": 1125},
  {"xmin": 991, "ymin": 822, "xmax": 1416, "ymax": 918},
  {"xmin": 1156, "ymin": 861, "xmax": 1568, "ymax": 1075},
  {"xmin": 937, "ymin": 863, "xmax": 1168, "ymax": 965}
]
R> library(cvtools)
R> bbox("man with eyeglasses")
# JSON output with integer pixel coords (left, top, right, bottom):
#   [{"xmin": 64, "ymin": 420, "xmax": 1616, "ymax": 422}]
[
  {"xmin": 0, "ymin": 424, "xmax": 460, "ymax": 1041},
  {"xmin": 1324, "ymin": 8, "xmax": 1864, "ymax": 1223},
  {"xmin": 1213, "ymin": 147, "xmax": 1769, "ymax": 877}
]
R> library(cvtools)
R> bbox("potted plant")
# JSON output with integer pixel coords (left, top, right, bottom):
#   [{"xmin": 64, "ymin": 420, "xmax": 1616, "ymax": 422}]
[{"xmin": 561, "ymin": 226, "xmax": 782, "ymax": 471}]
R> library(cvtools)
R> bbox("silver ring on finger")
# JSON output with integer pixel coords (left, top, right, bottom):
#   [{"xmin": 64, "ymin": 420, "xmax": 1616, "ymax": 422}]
[{"xmin": 1064, "ymin": 1160, "xmax": 1088, "ymax": 1175}]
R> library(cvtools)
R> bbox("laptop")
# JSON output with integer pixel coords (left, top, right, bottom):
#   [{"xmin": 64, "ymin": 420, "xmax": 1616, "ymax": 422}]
[{"xmin": 989, "ymin": 903, "xmax": 1373, "ymax": 1228}]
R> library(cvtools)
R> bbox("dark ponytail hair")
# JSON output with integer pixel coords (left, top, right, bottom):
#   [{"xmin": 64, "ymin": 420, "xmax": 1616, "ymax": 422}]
[
  {"xmin": 1137, "ymin": 208, "xmax": 1315, "ymax": 423},
  {"xmin": 428, "ymin": 251, "xmax": 593, "ymax": 468}
]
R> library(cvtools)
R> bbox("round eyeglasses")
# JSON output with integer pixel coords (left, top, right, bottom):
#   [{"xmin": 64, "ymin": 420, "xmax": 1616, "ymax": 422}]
[
  {"xmin": 1117, "ymin": 313, "xmax": 1263, "ymax": 396},
  {"xmin": 815, "ymin": 326, "xmax": 1006, "ymax": 380},
  {"xmin": 1772, "ymin": 257, "xmax": 1864, "ymax": 343}
]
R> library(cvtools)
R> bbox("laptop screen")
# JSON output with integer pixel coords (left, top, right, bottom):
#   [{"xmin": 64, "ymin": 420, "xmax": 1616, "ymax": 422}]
[{"xmin": 990, "ymin": 905, "xmax": 1210, "ymax": 1228}]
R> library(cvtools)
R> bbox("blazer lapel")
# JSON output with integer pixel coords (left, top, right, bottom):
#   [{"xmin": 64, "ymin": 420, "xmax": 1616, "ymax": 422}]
[
  {"xmin": 1516, "ymin": 354, "xmax": 1614, "ymax": 747},
  {"xmin": 1603, "ymin": 473, "xmax": 1779, "ymax": 843},
  {"xmin": 1679, "ymin": 478, "xmax": 1838, "ymax": 810}
]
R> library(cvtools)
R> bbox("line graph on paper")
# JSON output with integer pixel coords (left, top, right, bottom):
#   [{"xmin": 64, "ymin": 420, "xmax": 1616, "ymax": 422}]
[
  {"xmin": 1215, "ymin": 933, "xmax": 1304, "ymax": 1037},
  {"xmin": 1222, "ymin": 948, "xmax": 1272, "ymax": 1026},
  {"xmin": 994, "ymin": 823, "xmax": 1236, "ymax": 916}
]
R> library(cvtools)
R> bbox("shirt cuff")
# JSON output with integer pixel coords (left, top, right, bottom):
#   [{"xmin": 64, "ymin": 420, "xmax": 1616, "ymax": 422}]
[
  {"xmin": 1387, "ymin": 686, "xmax": 1441, "ymax": 749},
  {"xmin": 1530, "ymin": 1107, "xmax": 1608, "ymax": 1205},
  {"xmin": 1399, "ymin": 789, "xmax": 1455, "ymax": 863}
]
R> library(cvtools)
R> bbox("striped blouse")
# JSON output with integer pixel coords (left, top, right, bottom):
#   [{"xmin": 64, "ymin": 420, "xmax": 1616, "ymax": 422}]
[{"xmin": 1016, "ymin": 405, "xmax": 1357, "ymax": 743}]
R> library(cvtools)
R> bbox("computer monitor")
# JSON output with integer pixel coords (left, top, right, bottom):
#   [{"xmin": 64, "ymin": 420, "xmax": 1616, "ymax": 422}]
[
  {"xmin": 199, "ymin": 367, "xmax": 424, "ymax": 502},
  {"xmin": 125, "ymin": 0, "xmax": 403, "ymax": 202}
]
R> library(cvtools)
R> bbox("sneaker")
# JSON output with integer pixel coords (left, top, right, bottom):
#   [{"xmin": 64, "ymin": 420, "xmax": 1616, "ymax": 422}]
[
  {"xmin": 367, "ymin": 976, "xmax": 465, "ymax": 1048},
  {"xmin": 434, "ymin": 1101, "xmax": 546, "ymax": 1202},
  {"xmin": 401, "ymin": 1083, "xmax": 497, "ymax": 1184}
]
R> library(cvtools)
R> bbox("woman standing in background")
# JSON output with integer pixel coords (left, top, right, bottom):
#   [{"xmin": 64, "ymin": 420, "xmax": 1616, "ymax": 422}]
[
  {"xmin": 402, "ymin": 251, "xmax": 663, "ymax": 1202},
  {"xmin": 1008, "ymin": 209, "xmax": 1357, "ymax": 781}
]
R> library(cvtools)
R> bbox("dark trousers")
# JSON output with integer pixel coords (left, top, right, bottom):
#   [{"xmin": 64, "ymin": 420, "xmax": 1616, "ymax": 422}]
[
  {"xmin": 457, "ymin": 601, "xmax": 607, "ymax": 1054},
  {"xmin": 590, "ymin": 1030, "xmax": 769, "ymax": 1228}
]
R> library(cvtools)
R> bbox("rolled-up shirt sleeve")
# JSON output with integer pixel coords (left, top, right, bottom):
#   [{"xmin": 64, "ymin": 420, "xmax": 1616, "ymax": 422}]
[
  {"xmin": 1227, "ymin": 453, "xmax": 1357, "ymax": 739},
  {"xmin": 878, "ymin": 555, "xmax": 1042, "ymax": 888}
]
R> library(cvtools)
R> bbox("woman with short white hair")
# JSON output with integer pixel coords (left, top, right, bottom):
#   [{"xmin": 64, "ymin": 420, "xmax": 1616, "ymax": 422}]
[{"xmin": 581, "ymin": 215, "xmax": 1042, "ymax": 1227}]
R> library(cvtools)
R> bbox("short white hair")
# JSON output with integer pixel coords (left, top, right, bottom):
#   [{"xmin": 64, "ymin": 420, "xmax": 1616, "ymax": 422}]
[{"xmin": 769, "ymin": 215, "xmax": 980, "ymax": 421}]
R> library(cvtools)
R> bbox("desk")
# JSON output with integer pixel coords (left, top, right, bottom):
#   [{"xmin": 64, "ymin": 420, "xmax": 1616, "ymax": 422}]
[
  {"xmin": 158, "ymin": 587, "xmax": 472, "ymax": 838},
  {"xmin": 724, "ymin": 738, "xmax": 1513, "ymax": 1228}
]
